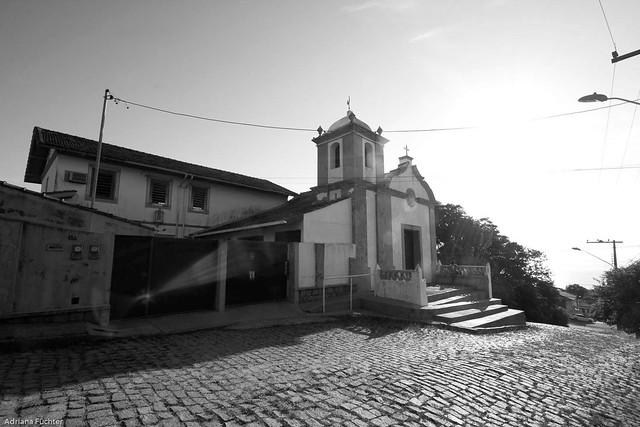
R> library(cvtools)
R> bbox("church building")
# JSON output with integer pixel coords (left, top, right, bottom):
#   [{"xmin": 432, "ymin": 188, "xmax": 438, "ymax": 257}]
[{"xmin": 194, "ymin": 109, "xmax": 438, "ymax": 285}]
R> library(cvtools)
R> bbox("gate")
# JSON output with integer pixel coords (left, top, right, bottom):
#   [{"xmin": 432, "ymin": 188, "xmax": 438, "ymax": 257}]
[
  {"xmin": 225, "ymin": 240, "xmax": 288, "ymax": 306},
  {"xmin": 110, "ymin": 236, "xmax": 218, "ymax": 319}
]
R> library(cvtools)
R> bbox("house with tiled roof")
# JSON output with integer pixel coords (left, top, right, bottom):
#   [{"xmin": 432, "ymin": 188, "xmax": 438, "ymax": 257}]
[{"xmin": 24, "ymin": 127, "xmax": 295, "ymax": 236}]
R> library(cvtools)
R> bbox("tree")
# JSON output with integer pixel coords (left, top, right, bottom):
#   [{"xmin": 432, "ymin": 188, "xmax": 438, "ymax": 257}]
[
  {"xmin": 566, "ymin": 284, "xmax": 589, "ymax": 299},
  {"xmin": 435, "ymin": 204, "xmax": 567, "ymax": 326},
  {"xmin": 595, "ymin": 261, "xmax": 640, "ymax": 336}
]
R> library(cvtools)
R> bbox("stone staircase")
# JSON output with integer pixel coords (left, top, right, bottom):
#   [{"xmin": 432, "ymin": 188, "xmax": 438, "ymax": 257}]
[
  {"xmin": 354, "ymin": 286, "xmax": 525, "ymax": 333},
  {"xmin": 425, "ymin": 287, "xmax": 525, "ymax": 332}
]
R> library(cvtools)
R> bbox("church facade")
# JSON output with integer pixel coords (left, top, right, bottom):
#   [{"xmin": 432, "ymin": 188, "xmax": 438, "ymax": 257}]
[{"xmin": 194, "ymin": 110, "xmax": 438, "ymax": 286}]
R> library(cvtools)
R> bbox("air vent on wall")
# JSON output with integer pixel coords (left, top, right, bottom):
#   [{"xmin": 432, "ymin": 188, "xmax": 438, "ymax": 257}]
[{"xmin": 64, "ymin": 171, "xmax": 88, "ymax": 184}]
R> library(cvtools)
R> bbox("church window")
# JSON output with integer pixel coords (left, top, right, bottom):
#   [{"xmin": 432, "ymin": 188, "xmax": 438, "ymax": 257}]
[
  {"xmin": 330, "ymin": 142, "xmax": 340, "ymax": 169},
  {"xmin": 364, "ymin": 142, "xmax": 373, "ymax": 168}
]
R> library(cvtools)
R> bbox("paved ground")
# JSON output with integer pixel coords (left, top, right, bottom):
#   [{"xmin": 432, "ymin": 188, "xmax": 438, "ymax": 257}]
[{"xmin": 0, "ymin": 317, "xmax": 638, "ymax": 426}]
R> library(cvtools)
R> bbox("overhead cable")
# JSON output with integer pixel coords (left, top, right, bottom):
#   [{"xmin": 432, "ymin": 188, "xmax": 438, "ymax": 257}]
[{"xmin": 111, "ymin": 94, "xmax": 640, "ymax": 134}]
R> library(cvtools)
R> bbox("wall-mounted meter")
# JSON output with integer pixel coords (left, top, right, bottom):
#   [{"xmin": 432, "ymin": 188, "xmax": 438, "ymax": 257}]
[
  {"xmin": 70, "ymin": 244, "xmax": 83, "ymax": 260},
  {"xmin": 88, "ymin": 245, "xmax": 100, "ymax": 260}
]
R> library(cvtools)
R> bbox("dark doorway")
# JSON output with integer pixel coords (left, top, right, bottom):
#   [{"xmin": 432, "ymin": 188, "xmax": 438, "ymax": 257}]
[
  {"xmin": 403, "ymin": 226, "xmax": 422, "ymax": 270},
  {"xmin": 226, "ymin": 240, "xmax": 288, "ymax": 305},
  {"xmin": 110, "ymin": 236, "xmax": 218, "ymax": 319},
  {"xmin": 147, "ymin": 238, "xmax": 218, "ymax": 315},
  {"xmin": 110, "ymin": 236, "xmax": 152, "ymax": 319}
]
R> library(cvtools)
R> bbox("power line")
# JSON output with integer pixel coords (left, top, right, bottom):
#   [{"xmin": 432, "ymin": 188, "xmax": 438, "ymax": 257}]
[
  {"xmin": 385, "ymin": 126, "xmax": 477, "ymax": 133},
  {"xmin": 569, "ymin": 165, "xmax": 640, "ymax": 172},
  {"xmin": 111, "ymin": 93, "xmax": 640, "ymax": 134},
  {"xmin": 113, "ymin": 96, "xmax": 317, "ymax": 132},
  {"xmin": 598, "ymin": 0, "xmax": 618, "ymax": 52},
  {"xmin": 617, "ymin": 88, "xmax": 640, "ymax": 182},
  {"xmin": 600, "ymin": 63, "xmax": 617, "ymax": 176}
]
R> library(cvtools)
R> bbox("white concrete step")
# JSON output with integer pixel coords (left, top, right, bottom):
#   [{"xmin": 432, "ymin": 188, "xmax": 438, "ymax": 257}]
[
  {"xmin": 450, "ymin": 308, "xmax": 525, "ymax": 329},
  {"xmin": 434, "ymin": 304, "xmax": 508, "ymax": 323},
  {"xmin": 428, "ymin": 294, "xmax": 471, "ymax": 306},
  {"xmin": 425, "ymin": 288, "xmax": 467, "ymax": 303},
  {"xmin": 425, "ymin": 298, "xmax": 502, "ymax": 315}
]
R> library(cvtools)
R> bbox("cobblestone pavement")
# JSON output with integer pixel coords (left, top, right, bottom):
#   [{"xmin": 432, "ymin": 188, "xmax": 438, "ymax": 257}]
[{"xmin": 1, "ymin": 317, "xmax": 639, "ymax": 426}]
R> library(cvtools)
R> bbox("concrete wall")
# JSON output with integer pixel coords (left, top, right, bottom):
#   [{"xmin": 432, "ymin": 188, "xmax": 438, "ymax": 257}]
[
  {"xmin": 323, "ymin": 243, "xmax": 354, "ymax": 286},
  {"xmin": 374, "ymin": 267, "xmax": 427, "ymax": 306},
  {"xmin": 302, "ymin": 199, "xmax": 351, "ymax": 243},
  {"xmin": 0, "ymin": 220, "xmax": 113, "ymax": 324},
  {"xmin": 0, "ymin": 183, "xmax": 153, "ymax": 324},
  {"xmin": 433, "ymin": 264, "xmax": 491, "ymax": 299},
  {"xmin": 292, "ymin": 242, "xmax": 355, "ymax": 289},
  {"xmin": 42, "ymin": 154, "xmax": 288, "ymax": 236},
  {"xmin": 0, "ymin": 183, "xmax": 154, "ymax": 236},
  {"xmin": 366, "ymin": 190, "xmax": 378, "ymax": 274}
]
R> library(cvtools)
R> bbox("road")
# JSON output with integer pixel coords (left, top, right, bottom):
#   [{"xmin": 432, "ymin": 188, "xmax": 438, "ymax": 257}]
[{"xmin": 1, "ymin": 317, "xmax": 638, "ymax": 426}]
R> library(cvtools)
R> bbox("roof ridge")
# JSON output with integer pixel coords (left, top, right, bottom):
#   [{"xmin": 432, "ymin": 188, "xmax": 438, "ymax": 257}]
[{"xmin": 32, "ymin": 126, "xmax": 295, "ymax": 196}]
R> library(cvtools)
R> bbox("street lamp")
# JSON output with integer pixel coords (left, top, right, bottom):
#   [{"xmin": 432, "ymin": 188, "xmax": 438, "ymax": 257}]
[
  {"xmin": 578, "ymin": 92, "xmax": 640, "ymax": 106},
  {"xmin": 571, "ymin": 247, "xmax": 614, "ymax": 268}
]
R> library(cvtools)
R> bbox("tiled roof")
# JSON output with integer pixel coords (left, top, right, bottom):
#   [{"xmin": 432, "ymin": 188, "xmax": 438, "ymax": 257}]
[
  {"xmin": 192, "ymin": 191, "xmax": 349, "ymax": 235},
  {"xmin": 24, "ymin": 127, "xmax": 296, "ymax": 196}
]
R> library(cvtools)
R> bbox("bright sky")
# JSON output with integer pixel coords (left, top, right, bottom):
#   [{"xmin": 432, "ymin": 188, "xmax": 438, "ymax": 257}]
[{"xmin": 2, "ymin": 0, "xmax": 639, "ymax": 289}]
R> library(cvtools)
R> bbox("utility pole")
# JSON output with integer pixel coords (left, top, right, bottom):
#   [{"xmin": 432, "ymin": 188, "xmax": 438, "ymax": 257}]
[
  {"xmin": 90, "ymin": 89, "xmax": 113, "ymax": 209},
  {"xmin": 587, "ymin": 239, "xmax": 623, "ymax": 269}
]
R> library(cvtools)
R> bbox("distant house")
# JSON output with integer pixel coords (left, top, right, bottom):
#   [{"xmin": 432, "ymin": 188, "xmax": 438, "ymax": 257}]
[
  {"xmin": 558, "ymin": 289, "xmax": 578, "ymax": 313},
  {"xmin": 24, "ymin": 127, "xmax": 296, "ymax": 236}
]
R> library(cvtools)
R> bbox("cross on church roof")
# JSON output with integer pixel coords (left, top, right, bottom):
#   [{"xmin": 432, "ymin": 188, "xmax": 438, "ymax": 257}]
[
  {"xmin": 404, "ymin": 145, "xmax": 410, "ymax": 156},
  {"xmin": 347, "ymin": 96, "xmax": 351, "ymax": 111}
]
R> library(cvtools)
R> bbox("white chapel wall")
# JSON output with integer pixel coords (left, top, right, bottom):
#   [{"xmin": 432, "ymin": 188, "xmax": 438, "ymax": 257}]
[
  {"xmin": 302, "ymin": 199, "xmax": 352, "ymax": 243},
  {"xmin": 388, "ymin": 170, "xmax": 434, "ymax": 277}
]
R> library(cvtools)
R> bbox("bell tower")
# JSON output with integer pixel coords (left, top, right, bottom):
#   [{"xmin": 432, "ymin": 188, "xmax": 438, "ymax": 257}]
[{"xmin": 312, "ymin": 110, "xmax": 388, "ymax": 188}]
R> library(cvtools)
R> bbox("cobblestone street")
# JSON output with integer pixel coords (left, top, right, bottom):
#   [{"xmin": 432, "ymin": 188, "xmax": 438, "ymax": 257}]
[{"xmin": 1, "ymin": 317, "xmax": 639, "ymax": 426}]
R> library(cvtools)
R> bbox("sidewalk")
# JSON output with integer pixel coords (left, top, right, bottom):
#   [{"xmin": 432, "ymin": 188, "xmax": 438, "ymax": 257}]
[{"xmin": 0, "ymin": 301, "xmax": 340, "ymax": 348}]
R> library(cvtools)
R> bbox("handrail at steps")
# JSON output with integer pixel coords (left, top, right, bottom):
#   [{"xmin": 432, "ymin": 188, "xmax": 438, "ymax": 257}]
[{"xmin": 321, "ymin": 273, "xmax": 371, "ymax": 314}]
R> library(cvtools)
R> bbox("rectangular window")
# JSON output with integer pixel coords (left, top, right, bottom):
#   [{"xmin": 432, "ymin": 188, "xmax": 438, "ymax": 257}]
[
  {"xmin": 190, "ymin": 185, "xmax": 208, "ymax": 211},
  {"xmin": 89, "ymin": 168, "xmax": 117, "ymax": 201},
  {"xmin": 148, "ymin": 178, "xmax": 171, "ymax": 207}
]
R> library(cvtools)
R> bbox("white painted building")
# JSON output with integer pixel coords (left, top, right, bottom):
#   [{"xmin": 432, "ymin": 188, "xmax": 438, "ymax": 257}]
[
  {"xmin": 194, "ymin": 110, "xmax": 438, "ymax": 287},
  {"xmin": 24, "ymin": 127, "xmax": 295, "ymax": 236}
]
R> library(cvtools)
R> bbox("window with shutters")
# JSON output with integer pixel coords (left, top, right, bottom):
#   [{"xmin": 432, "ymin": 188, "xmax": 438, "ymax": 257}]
[
  {"xmin": 190, "ymin": 185, "xmax": 208, "ymax": 212},
  {"xmin": 147, "ymin": 178, "xmax": 171, "ymax": 208},
  {"xmin": 88, "ymin": 167, "xmax": 118, "ymax": 202}
]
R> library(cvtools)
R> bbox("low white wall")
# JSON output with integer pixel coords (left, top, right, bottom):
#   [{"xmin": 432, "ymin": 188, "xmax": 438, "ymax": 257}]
[
  {"xmin": 292, "ymin": 242, "xmax": 355, "ymax": 289},
  {"xmin": 323, "ymin": 243, "xmax": 354, "ymax": 286},
  {"xmin": 374, "ymin": 267, "xmax": 427, "ymax": 306},
  {"xmin": 296, "ymin": 243, "xmax": 316, "ymax": 289}
]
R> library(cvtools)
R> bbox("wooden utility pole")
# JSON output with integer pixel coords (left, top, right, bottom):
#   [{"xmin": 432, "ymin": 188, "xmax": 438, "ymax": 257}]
[
  {"xmin": 587, "ymin": 239, "xmax": 623, "ymax": 269},
  {"xmin": 90, "ymin": 89, "xmax": 113, "ymax": 209}
]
